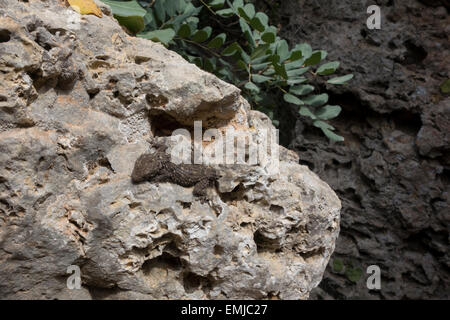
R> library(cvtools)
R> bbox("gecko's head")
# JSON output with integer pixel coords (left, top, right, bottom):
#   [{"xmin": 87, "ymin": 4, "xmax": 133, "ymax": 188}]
[{"xmin": 131, "ymin": 153, "xmax": 160, "ymax": 183}]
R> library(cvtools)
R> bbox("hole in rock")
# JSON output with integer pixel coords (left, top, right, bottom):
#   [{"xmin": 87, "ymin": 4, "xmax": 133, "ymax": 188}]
[
  {"xmin": 213, "ymin": 245, "xmax": 224, "ymax": 255},
  {"xmin": 391, "ymin": 110, "xmax": 422, "ymax": 135},
  {"xmin": 146, "ymin": 93, "xmax": 168, "ymax": 107},
  {"xmin": 403, "ymin": 40, "xmax": 427, "ymax": 65},
  {"xmin": 253, "ymin": 230, "xmax": 280, "ymax": 253},
  {"xmin": 269, "ymin": 204, "xmax": 285, "ymax": 215},
  {"xmin": 150, "ymin": 112, "xmax": 186, "ymax": 137},
  {"xmin": 0, "ymin": 29, "xmax": 11, "ymax": 43},
  {"xmin": 182, "ymin": 272, "xmax": 208, "ymax": 294},
  {"xmin": 142, "ymin": 252, "xmax": 183, "ymax": 274}
]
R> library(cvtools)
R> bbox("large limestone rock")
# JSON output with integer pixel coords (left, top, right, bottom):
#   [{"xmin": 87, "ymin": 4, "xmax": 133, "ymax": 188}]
[{"xmin": 0, "ymin": 0, "xmax": 340, "ymax": 299}]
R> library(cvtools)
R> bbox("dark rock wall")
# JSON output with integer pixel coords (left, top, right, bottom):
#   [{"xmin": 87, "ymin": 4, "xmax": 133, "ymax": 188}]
[{"xmin": 275, "ymin": 0, "xmax": 449, "ymax": 299}]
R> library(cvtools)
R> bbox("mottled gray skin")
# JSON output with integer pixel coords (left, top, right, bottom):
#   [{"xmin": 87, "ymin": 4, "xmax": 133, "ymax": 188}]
[{"xmin": 131, "ymin": 144, "xmax": 220, "ymax": 197}]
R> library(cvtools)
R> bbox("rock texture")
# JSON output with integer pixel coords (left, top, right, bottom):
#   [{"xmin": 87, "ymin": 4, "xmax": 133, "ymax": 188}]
[
  {"xmin": 275, "ymin": 0, "xmax": 449, "ymax": 299},
  {"xmin": 0, "ymin": 0, "xmax": 341, "ymax": 299}
]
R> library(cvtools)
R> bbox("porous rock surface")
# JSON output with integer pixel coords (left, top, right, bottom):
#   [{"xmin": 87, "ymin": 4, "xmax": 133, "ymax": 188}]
[
  {"xmin": 273, "ymin": 0, "xmax": 449, "ymax": 299},
  {"xmin": 0, "ymin": 0, "xmax": 340, "ymax": 299}
]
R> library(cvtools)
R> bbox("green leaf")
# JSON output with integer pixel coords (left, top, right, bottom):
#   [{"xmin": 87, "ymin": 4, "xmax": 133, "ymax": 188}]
[
  {"xmin": 327, "ymin": 74, "xmax": 354, "ymax": 85},
  {"xmin": 208, "ymin": 0, "xmax": 225, "ymax": 9},
  {"xmin": 171, "ymin": 4, "xmax": 202, "ymax": 25},
  {"xmin": 440, "ymin": 79, "xmax": 450, "ymax": 93},
  {"xmin": 313, "ymin": 120, "xmax": 334, "ymax": 130},
  {"xmin": 100, "ymin": 0, "xmax": 146, "ymax": 33},
  {"xmin": 252, "ymin": 61, "xmax": 271, "ymax": 71},
  {"xmin": 252, "ymin": 74, "xmax": 272, "ymax": 83},
  {"xmin": 346, "ymin": 267, "xmax": 363, "ymax": 283},
  {"xmin": 332, "ymin": 259, "xmax": 345, "ymax": 273},
  {"xmin": 192, "ymin": 26, "xmax": 212, "ymax": 43},
  {"xmin": 317, "ymin": 61, "xmax": 340, "ymax": 75},
  {"xmin": 303, "ymin": 93, "xmax": 329, "ymax": 107},
  {"xmin": 290, "ymin": 85, "xmax": 314, "ymax": 96},
  {"xmin": 261, "ymin": 28, "xmax": 276, "ymax": 43},
  {"xmin": 144, "ymin": 10, "xmax": 157, "ymax": 29},
  {"xmin": 239, "ymin": 18, "xmax": 256, "ymax": 47},
  {"xmin": 177, "ymin": 24, "xmax": 191, "ymax": 38},
  {"xmin": 101, "ymin": 0, "xmax": 147, "ymax": 17},
  {"xmin": 138, "ymin": 28, "xmax": 176, "ymax": 45},
  {"xmin": 238, "ymin": 3, "xmax": 255, "ymax": 20},
  {"xmin": 232, "ymin": 0, "xmax": 244, "ymax": 9},
  {"xmin": 319, "ymin": 50, "xmax": 328, "ymax": 60},
  {"xmin": 314, "ymin": 121, "xmax": 344, "ymax": 142},
  {"xmin": 270, "ymin": 54, "xmax": 280, "ymax": 64},
  {"xmin": 251, "ymin": 54, "xmax": 271, "ymax": 65},
  {"xmin": 285, "ymin": 59, "xmax": 304, "ymax": 70},
  {"xmin": 315, "ymin": 105, "xmax": 342, "ymax": 120},
  {"xmin": 165, "ymin": 0, "xmax": 177, "ymax": 17},
  {"xmin": 115, "ymin": 15, "xmax": 145, "ymax": 34},
  {"xmin": 247, "ymin": 12, "xmax": 267, "ymax": 32},
  {"xmin": 176, "ymin": 0, "xmax": 187, "ymax": 13},
  {"xmin": 216, "ymin": 8, "xmax": 234, "ymax": 17},
  {"xmin": 221, "ymin": 42, "xmax": 240, "ymax": 56},
  {"xmin": 154, "ymin": 0, "xmax": 166, "ymax": 22},
  {"xmin": 203, "ymin": 57, "xmax": 217, "ymax": 73},
  {"xmin": 251, "ymin": 44, "xmax": 270, "ymax": 60},
  {"xmin": 277, "ymin": 40, "xmax": 290, "ymax": 62},
  {"xmin": 287, "ymin": 77, "xmax": 308, "ymax": 85},
  {"xmin": 284, "ymin": 93, "xmax": 303, "ymax": 105},
  {"xmin": 254, "ymin": 12, "xmax": 268, "ymax": 28},
  {"xmin": 293, "ymin": 43, "xmax": 312, "ymax": 60},
  {"xmin": 245, "ymin": 82, "xmax": 260, "ymax": 93},
  {"xmin": 304, "ymin": 51, "xmax": 322, "ymax": 66},
  {"xmin": 273, "ymin": 62, "xmax": 288, "ymax": 79},
  {"xmin": 241, "ymin": 50, "xmax": 251, "ymax": 64},
  {"xmin": 207, "ymin": 33, "xmax": 226, "ymax": 48},
  {"xmin": 237, "ymin": 59, "xmax": 248, "ymax": 71},
  {"xmin": 287, "ymin": 67, "xmax": 309, "ymax": 77},
  {"xmin": 299, "ymin": 106, "xmax": 316, "ymax": 119}
]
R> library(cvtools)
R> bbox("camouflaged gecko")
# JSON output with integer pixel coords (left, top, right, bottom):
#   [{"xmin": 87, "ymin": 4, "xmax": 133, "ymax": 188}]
[{"xmin": 131, "ymin": 142, "xmax": 220, "ymax": 198}]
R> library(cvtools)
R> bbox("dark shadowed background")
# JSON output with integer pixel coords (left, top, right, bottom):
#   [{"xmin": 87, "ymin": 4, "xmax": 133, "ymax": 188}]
[{"xmin": 256, "ymin": 0, "xmax": 449, "ymax": 299}]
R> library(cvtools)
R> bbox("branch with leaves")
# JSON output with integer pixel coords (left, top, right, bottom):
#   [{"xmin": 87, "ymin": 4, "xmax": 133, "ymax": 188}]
[{"xmin": 101, "ymin": 0, "xmax": 354, "ymax": 141}]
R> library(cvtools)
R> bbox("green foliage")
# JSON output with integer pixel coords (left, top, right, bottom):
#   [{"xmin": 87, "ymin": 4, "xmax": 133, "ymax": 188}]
[
  {"xmin": 101, "ymin": 0, "xmax": 353, "ymax": 141},
  {"xmin": 332, "ymin": 258, "xmax": 364, "ymax": 283},
  {"xmin": 346, "ymin": 267, "xmax": 363, "ymax": 283},
  {"xmin": 332, "ymin": 258, "xmax": 345, "ymax": 273},
  {"xmin": 101, "ymin": 0, "xmax": 147, "ymax": 33}
]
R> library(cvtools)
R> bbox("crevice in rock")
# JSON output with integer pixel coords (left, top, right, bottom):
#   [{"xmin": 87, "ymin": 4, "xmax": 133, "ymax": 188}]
[
  {"xmin": 182, "ymin": 271, "xmax": 212, "ymax": 294},
  {"xmin": 391, "ymin": 109, "xmax": 422, "ymax": 136},
  {"xmin": 269, "ymin": 204, "xmax": 285, "ymax": 215},
  {"xmin": 217, "ymin": 183, "xmax": 246, "ymax": 203},
  {"xmin": 299, "ymin": 247, "xmax": 325, "ymax": 260},
  {"xmin": 150, "ymin": 111, "xmax": 187, "ymax": 137},
  {"xmin": 0, "ymin": 29, "xmax": 11, "ymax": 43},
  {"xmin": 98, "ymin": 156, "xmax": 115, "ymax": 173},
  {"xmin": 253, "ymin": 230, "xmax": 280, "ymax": 253},
  {"xmin": 402, "ymin": 40, "xmax": 428, "ymax": 65},
  {"xmin": 86, "ymin": 284, "xmax": 121, "ymax": 300},
  {"xmin": 213, "ymin": 244, "xmax": 224, "ymax": 255},
  {"xmin": 142, "ymin": 252, "xmax": 183, "ymax": 274},
  {"xmin": 268, "ymin": 291, "xmax": 281, "ymax": 300},
  {"xmin": 146, "ymin": 93, "xmax": 168, "ymax": 107}
]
